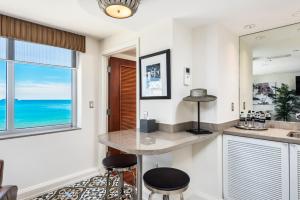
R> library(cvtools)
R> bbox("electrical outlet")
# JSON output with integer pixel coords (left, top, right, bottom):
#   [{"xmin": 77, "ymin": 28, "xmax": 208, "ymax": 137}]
[
  {"xmin": 231, "ymin": 102, "xmax": 234, "ymax": 111},
  {"xmin": 89, "ymin": 101, "xmax": 94, "ymax": 108}
]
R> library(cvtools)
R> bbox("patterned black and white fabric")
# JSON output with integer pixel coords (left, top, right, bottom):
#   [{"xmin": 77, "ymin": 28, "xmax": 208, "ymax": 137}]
[{"xmin": 32, "ymin": 174, "xmax": 134, "ymax": 200}]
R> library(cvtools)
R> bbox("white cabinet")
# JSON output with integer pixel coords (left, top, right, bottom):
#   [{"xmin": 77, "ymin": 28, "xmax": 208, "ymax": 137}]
[
  {"xmin": 223, "ymin": 135, "xmax": 289, "ymax": 200},
  {"xmin": 290, "ymin": 144, "xmax": 300, "ymax": 200}
]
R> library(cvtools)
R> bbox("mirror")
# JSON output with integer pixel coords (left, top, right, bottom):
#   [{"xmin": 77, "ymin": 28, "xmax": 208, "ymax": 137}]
[{"xmin": 240, "ymin": 23, "xmax": 300, "ymax": 122}]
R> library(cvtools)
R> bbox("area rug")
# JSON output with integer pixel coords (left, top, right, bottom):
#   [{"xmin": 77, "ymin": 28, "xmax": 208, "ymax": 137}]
[{"xmin": 32, "ymin": 174, "xmax": 135, "ymax": 200}]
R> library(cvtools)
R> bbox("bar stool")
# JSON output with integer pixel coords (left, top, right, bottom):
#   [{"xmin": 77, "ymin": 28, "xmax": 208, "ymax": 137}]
[
  {"xmin": 143, "ymin": 167, "xmax": 190, "ymax": 200},
  {"xmin": 102, "ymin": 154, "xmax": 137, "ymax": 199}
]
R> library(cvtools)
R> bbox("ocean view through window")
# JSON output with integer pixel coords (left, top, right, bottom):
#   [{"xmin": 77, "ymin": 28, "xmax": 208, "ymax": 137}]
[
  {"xmin": 0, "ymin": 37, "xmax": 77, "ymax": 137},
  {"xmin": 14, "ymin": 63, "xmax": 72, "ymax": 129}
]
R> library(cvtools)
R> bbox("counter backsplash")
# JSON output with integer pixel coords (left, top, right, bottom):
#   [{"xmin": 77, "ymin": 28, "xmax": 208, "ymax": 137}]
[{"xmin": 158, "ymin": 120, "xmax": 238, "ymax": 133}]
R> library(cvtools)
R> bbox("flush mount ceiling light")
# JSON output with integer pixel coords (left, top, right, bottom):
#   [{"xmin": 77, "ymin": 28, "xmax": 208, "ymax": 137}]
[
  {"xmin": 97, "ymin": 0, "xmax": 141, "ymax": 19},
  {"xmin": 243, "ymin": 24, "xmax": 256, "ymax": 29}
]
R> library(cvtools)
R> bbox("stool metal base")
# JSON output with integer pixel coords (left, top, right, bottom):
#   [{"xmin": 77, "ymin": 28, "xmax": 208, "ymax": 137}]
[
  {"xmin": 145, "ymin": 183, "xmax": 188, "ymax": 200},
  {"xmin": 104, "ymin": 166, "xmax": 136, "ymax": 200},
  {"xmin": 163, "ymin": 195, "xmax": 169, "ymax": 200}
]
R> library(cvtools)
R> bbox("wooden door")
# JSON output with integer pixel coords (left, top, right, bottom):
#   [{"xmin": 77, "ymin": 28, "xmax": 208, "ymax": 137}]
[
  {"xmin": 107, "ymin": 57, "xmax": 136, "ymax": 184},
  {"xmin": 120, "ymin": 65, "xmax": 136, "ymax": 130},
  {"xmin": 108, "ymin": 57, "xmax": 136, "ymax": 133}
]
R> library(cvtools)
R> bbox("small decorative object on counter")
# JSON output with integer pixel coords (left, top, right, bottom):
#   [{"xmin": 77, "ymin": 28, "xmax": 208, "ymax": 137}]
[
  {"xmin": 239, "ymin": 112, "xmax": 245, "ymax": 126},
  {"xmin": 140, "ymin": 112, "xmax": 158, "ymax": 133},
  {"xmin": 247, "ymin": 110, "xmax": 253, "ymax": 128},
  {"xmin": 140, "ymin": 119, "xmax": 158, "ymax": 133},
  {"xmin": 266, "ymin": 111, "xmax": 272, "ymax": 121},
  {"xmin": 254, "ymin": 112, "xmax": 260, "ymax": 128},
  {"xmin": 236, "ymin": 110, "xmax": 268, "ymax": 131},
  {"xmin": 259, "ymin": 111, "xmax": 266, "ymax": 129},
  {"xmin": 183, "ymin": 88, "xmax": 217, "ymax": 135}
]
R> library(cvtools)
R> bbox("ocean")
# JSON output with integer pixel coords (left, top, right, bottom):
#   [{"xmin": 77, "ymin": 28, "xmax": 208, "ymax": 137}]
[{"xmin": 0, "ymin": 100, "xmax": 71, "ymax": 130}]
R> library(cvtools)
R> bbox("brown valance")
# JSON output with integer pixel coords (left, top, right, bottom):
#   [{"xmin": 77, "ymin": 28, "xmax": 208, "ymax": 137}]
[{"xmin": 0, "ymin": 14, "xmax": 85, "ymax": 52}]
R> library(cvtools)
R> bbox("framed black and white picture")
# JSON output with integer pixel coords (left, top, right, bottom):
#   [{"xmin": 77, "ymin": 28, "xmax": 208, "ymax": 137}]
[{"xmin": 139, "ymin": 49, "xmax": 171, "ymax": 99}]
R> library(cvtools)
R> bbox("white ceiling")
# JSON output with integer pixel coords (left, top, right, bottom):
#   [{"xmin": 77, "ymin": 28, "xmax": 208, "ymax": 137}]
[
  {"xmin": 0, "ymin": 0, "xmax": 300, "ymax": 39},
  {"xmin": 241, "ymin": 23, "xmax": 300, "ymax": 75}
]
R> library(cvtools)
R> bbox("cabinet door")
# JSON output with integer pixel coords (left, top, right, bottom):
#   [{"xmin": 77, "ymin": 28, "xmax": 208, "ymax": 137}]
[
  {"xmin": 223, "ymin": 135, "xmax": 289, "ymax": 200},
  {"xmin": 290, "ymin": 144, "xmax": 300, "ymax": 200}
]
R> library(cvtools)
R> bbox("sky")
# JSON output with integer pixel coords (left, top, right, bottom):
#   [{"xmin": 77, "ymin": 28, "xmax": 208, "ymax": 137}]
[
  {"xmin": 0, "ymin": 61, "xmax": 72, "ymax": 100},
  {"xmin": 0, "ymin": 39, "xmax": 72, "ymax": 100}
]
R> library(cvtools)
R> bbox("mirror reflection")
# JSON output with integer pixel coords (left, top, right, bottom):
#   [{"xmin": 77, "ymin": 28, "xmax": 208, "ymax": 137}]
[{"xmin": 240, "ymin": 23, "xmax": 300, "ymax": 122}]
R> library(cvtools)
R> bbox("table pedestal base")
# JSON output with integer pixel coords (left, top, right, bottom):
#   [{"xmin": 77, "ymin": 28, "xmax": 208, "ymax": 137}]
[{"xmin": 136, "ymin": 155, "xmax": 143, "ymax": 200}]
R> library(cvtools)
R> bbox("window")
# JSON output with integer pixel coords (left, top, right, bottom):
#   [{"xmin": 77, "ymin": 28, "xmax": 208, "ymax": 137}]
[
  {"xmin": 14, "ymin": 63, "xmax": 72, "ymax": 129},
  {"xmin": 0, "ymin": 37, "xmax": 77, "ymax": 136},
  {"xmin": 0, "ymin": 61, "xmax": 6, "ymax": 131}
]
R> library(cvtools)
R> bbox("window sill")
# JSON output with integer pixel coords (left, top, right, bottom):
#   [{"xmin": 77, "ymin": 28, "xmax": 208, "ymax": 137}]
[{"xmin": 0, "ymin": 127, "xmax": 81, "ymax": 140}]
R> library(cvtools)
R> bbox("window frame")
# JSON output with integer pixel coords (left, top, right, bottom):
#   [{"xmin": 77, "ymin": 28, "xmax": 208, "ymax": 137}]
[{"xmin": 0, "ymin": 37, "xmax": 78, "ymax": 139}]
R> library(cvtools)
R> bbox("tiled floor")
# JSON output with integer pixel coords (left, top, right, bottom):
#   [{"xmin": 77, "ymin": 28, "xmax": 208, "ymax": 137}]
[{"xmin": 32, "ymin": 174, "xmax": 134, "ymax": 200}]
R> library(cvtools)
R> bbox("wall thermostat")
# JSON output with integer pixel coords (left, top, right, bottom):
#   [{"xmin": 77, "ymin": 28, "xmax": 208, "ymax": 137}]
[{"xmin": 184, "ymin": 67, "xmax": 191, "ymax": 86}]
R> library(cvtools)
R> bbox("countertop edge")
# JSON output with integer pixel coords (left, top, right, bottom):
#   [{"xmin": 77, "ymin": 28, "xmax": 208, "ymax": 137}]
[
  {"xmin": 99, "ymin": 132, "xmax": 219, "ymax": 155},
  {"xmin": 224, "ymin": 128, "xmax": 300, "ymax": 145}
]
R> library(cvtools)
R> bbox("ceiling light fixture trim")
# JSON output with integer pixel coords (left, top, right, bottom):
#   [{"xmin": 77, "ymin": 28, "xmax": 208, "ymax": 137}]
[{"xmin": 97, "ymin": 0, "xmax": 141, "ymax": 19}]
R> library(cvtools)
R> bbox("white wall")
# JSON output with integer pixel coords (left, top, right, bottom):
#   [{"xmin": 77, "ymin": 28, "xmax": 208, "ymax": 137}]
[
  {"xmin": 100, "ymin": 19, "xmax": 193, "ymax": 125},
  {"xmin": 192, "ymin": 25, "xmax": 219, "ymax": 123},
  {"xmin": 172, "ymin": 21, "xmax": 194, "ymax": 124},
  {"xmin": 189, "ymin": 24, "xmax": 239, "ymax": 200},
  {"xmin": 192, "ymin": 24, "xmax": 239, "ymax": 124},
  {"xmin": 191, "ymin": 135, "xmax": 223, "ymax": 200},
  {"xmin": 99, "ymin": 21, "xmax": 240, "ymax": 200},
  {"xmin": 240, "ymin": 41, "xmax": 253, "ymax": 112},
  {"xmin": 0, "ymin": 37, "xmax": 101, "ymax": 198},
  {"xmin": 139, "ymin": 19, "xmax": 174, "ymax": 124},
  {"xmin": 0, "ymin": 19, "xmax": 241, "ymax": 200},
  {"xmin": 143, "ymin": 23, "xmax": 239, "ymax": 200},
  {"xmin": 139, "ymin": 19, "xmax": 195, "ymax": 125}
]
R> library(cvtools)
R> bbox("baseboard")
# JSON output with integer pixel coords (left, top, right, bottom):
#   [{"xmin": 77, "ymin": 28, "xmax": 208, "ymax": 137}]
[
  {"xmin": 143, "ymin": 190, "xmax": 223, "ymax": 200},
  {"xmin": 191, "ymin": 192, "xmax": 223, "ymax": 200},
  {"xmin": 18, "ymin": 167, "xmax": 99, "ymax": 200}
]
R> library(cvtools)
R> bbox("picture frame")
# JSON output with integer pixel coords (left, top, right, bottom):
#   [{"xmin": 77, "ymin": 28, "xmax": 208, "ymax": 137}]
[
  {"xmin": 253, "ymin": 82, "xmax": 277, "ymax": 105},
  {"xmin": 139, "ymin": 49, "xmax": 171, "ymax": 100}
]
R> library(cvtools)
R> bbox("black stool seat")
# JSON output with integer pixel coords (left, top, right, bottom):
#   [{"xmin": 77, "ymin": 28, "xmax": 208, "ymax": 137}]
[
  {"xmin": 143, "ymin": 167, "xmax": 190, "ymax": 191},
  {"xmin": 102, "ymin": 154, "xmax": 137, "ymax": 169}
]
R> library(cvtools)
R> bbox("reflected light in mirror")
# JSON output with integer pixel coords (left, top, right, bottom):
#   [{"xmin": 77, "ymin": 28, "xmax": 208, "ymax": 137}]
[{"xmin": 239, "ymin": 22, "xmax": 300, "ymax": 122}]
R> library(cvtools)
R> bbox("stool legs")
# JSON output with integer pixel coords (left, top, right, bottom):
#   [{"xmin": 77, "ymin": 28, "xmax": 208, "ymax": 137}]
[
  {"xmin": 180, "ymin": 193, "xmax": 184, "ymax": 200},
  {"xmin": 105, "ymin": 170, "xmax": 111, "ymax": 200},
  {"xmin": 117, "ymin": 172, "xmax": 125, "ymax": 199},
  {"xmin": 147, "ymin": 192, "xmax": 184, "ymax": 200},
  {"xmin": 130, "ymin": 170, "xmax": 137, "ymax": 198},
  {"xmin": 148, "ymin": 192, "xmax": 154, "ymax": 200}
]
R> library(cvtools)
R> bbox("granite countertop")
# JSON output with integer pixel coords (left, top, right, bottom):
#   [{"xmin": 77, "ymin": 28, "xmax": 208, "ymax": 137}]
[
  {"xmin": 224, "ymin": 127, "xmax": 300, "ymax": 144},
  {"xmin": 98, "ymin": 129, "xmax": 219, "ymax": 155}
]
